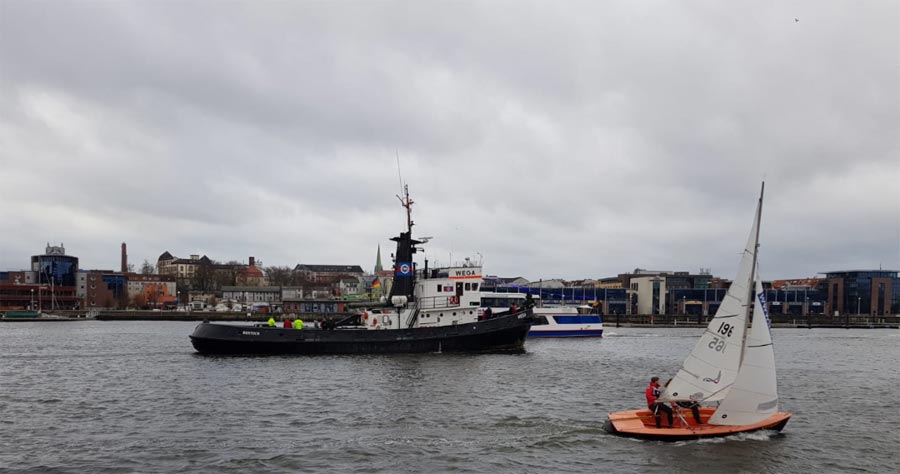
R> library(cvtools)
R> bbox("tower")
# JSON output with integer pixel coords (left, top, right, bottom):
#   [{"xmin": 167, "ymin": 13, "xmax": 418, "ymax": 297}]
[
  {"xmin": 121, "ymin": 242, "xmax": 128, "ymax": 273},
  {"xmin": 374, "ymin": 244, "xmax": 383, "ymax": 274}
]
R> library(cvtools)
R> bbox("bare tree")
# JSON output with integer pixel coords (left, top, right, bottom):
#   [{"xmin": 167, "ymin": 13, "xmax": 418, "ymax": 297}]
[
  {"xmin": 265, "ymin": 266, "xmax": 294, "ymax": 286},
  {"xmin": 192, "ymin": 261, "xmax": 216, "ymax": 292},
  {"xmin": 140, "ymin": 259, "xmax": 155, "ymax": 275}
]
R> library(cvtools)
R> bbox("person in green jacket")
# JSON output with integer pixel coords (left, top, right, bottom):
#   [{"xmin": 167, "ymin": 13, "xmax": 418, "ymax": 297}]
[
  {"xmin": 267, "ymin": 316, "xmax": 276, "ymax": 327},
  {"xmin": 292, "ymin": 319, "xmax": 304, "ymax": 330}
]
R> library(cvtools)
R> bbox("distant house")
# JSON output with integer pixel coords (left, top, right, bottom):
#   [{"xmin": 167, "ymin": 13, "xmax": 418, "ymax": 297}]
[
  {"xmin": 337, "ymin": 276, "xmax": 361, "ymax": 297},
  {"xmin": 281, "ymin": 286, "xmax": 303, "ymax": 300},
  {"xmin": 293, "ymin": 264, "xmax": 365, "ymax": 282},
  {"xmin": 157, "ymin": 252, "xmax": 267, "ymax": 289},
  {"xmin": 483, "ymin": 276, "xmax": 529, "ymax": 289},
  {"xmin": 235, "ymin": 257, "xmax": 268, "ymax": 287},
  {"xmin": 525, "ymin": 279, "xmax": 566, "ymax": 289},
  {"xmin": 221, "ymin": 286, "xmax": 282, "ymax": 305},
  {"xmin": 126, "ymin": 274, "xmax": 177, "ymax": 308}
]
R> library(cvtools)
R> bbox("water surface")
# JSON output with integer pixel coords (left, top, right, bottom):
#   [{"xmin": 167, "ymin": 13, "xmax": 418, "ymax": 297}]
[{"xmin": 1, "ymin": 322, "xmax": 896, "ymax": 473}]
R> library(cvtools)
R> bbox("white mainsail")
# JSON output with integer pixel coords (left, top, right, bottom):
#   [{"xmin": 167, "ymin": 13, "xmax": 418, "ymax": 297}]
[
  {"xmin": 710, "ymin": 275, "xmax": 779, "ymax": 425},
  {"xmin": 659, "ymin": 185, "xmax": 763, "ymax": 404}
]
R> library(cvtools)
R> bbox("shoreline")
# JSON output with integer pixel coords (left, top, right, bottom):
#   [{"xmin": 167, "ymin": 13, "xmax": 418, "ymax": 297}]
[{"xmin": 2, "ymin": 314, "xmax": 897, "ymax": 329}]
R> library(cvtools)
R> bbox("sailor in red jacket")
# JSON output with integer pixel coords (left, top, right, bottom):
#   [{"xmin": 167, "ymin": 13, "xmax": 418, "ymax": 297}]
[{"xmin": 646, "ymin": 376, "xmax": 673, "ymax": 428}]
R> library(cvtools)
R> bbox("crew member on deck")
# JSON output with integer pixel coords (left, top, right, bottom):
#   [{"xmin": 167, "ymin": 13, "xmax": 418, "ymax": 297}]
[
  {"xmin": 283, "ymin": 319, "xmax": 291, "ymax": 328},
  {"xmin": 293, "ymin": 318, "xmax": 304, "ymax": 330},
  {"xmin": 267, "ymin": 316, "xmax": 276, "ymax": 327},
  {"xmin": 665, "ymin": 378, "xmax": 702, "ymax": 425},
  {"xmin": 646, "ymin": 376, "xmax": 673, "ymax": 428}
]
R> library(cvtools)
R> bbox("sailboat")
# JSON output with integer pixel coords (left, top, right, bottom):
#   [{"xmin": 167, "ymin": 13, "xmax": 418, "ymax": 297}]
[{"xmin": 604, "ymin": 183, "xmax": 791, "ymax": 441}]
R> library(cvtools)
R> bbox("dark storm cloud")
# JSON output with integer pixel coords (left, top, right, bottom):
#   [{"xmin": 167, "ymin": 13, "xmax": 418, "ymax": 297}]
[{"xmin": 1, "ymin": 0, "xmax": 897, "ymax": 280}]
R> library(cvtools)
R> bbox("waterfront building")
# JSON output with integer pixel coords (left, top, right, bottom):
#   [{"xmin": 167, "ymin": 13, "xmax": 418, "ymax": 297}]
[
  {"xmin": 32, "ymin": 243, "xmax": 79, "ymax": 287},
  {"xmin": 234, "ymin": 257, "xmax": 267, "ymax": 286},
  {"xmin": 221, "ymin": 286, "xmax": 282, "ymax": 305},
  {"xmin": 617, "ymin": 269, "xmax": 716, "ymax": 315},
  {"xmin": 0, "ymin": 282, "xmax": 78, "ymax": 311},
  {"xmin": 0, "ymin": 271, "xmax": 37, "ymax": 285},
  {"xmin": 81, "ymin": 271, "xmax": 127, "ymax": 309},
  {"xmin": 293, "ymin": 264, "xmax": 365, "ymax": 282},
  {"xmin": 281, "ymin": 286, "xmax": 303, "ymax": 300},
  {"xmin": 337, "ymin": 276, "xmax": 362, "ymax": 297},
  {"xmin": 126, "ymin": 274, "xmax": 177, "ymax": 308},
  {"xmin": 0, "ymin": 244, "xmax": 81, "ymax": 310},
  {"xmin": 631, "ymin": 275, "xmax": 666, "ymax": 315},
  {"xmin": 282, "ymin": 298, "xmax": 351, "ymax": 315},
  {"xmin": 157, "ymin": 252, "xmax": 266, "ymax": 290},
  {"xmin": 598, "ymin": 277, "xmax": 623, "ymax": 289},
  {"xmin": 822, "ymin": 270, "xmax": 899, "ymax": 317},
  {"xmin": 524, "ymin": 279, "xmax": 566, "ymax": 289}
]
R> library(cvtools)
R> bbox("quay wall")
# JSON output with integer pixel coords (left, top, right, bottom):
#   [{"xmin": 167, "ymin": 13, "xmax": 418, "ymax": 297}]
[{"xmin": 4, "ymin": 310, "xmax": 897, "ymax": 328}]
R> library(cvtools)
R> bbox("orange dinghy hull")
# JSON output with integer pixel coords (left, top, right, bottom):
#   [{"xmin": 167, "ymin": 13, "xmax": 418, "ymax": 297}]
[{"xmin": 604, "ymin": 407, "xmax": 791, "ymax": 441}]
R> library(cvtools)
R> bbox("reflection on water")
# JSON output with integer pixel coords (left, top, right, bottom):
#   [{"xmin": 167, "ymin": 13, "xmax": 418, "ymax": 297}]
[{"xmin": 0, "ymin": 322, "xmax": 897, "ymax": 473}]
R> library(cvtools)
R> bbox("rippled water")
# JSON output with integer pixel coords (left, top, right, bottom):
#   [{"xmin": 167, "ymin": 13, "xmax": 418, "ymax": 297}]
[{"xmin": 1, "ymin": 322, "xmax": 897, "ymax": 473}]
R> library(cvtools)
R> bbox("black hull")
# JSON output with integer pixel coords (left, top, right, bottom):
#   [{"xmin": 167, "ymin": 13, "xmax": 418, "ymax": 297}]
[{"xmin": 190, "ymin": 312, "xmax": 533, "ymax": 355}]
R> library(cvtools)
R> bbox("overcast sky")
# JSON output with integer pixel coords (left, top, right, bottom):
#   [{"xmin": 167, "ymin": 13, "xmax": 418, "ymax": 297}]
[{"xmin": 1, "ymin": 0, "xmax": 898, "ymax": 281}]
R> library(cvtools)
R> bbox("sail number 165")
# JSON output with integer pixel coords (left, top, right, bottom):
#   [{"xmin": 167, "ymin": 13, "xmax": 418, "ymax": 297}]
[{"xmin": 708, "ymin": 322, "xmax": 734, "ymax": 353}]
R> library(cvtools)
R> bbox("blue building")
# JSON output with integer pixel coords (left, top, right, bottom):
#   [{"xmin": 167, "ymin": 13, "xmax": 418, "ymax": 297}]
[{"xmin": 31, "ymin": 243, "xmax": 79, "ymax": 288}]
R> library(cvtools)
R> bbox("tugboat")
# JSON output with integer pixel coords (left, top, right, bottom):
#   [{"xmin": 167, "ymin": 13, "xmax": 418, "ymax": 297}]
[{"xmin": 190, "ymin": 186, "xmax": 534, "ymax": 354}]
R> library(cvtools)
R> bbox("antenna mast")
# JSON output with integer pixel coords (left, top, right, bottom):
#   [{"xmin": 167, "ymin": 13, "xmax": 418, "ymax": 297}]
[
  {"xmin": 395, "ymin": 151, "xmax": 414, "ymax": 233},
  {"xmin": 397, "ymin": 185, "xmax": 414, "ymax": 234}
]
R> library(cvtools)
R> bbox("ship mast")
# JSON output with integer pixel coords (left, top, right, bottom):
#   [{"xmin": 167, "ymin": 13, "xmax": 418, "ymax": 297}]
[{"xmin": 397, "ymin": 184, "xmax": 414, "ymax": 234}]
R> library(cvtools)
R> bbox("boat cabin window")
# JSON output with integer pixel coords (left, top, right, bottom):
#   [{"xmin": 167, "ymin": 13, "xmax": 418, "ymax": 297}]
[
  {"xmin": 472, "ymin": 283, "xmax": 478, "ymax": 291},
  {"xmin": 436, "ymin": 284, "xmax": 442, "ymax": 292},
  {"xmin": 464, "ymin": 283, "xmax": 471, "ymax": 291},
  {"xmin": 533, "ymin": 316, "xmax": 549, "ymax": 325}
]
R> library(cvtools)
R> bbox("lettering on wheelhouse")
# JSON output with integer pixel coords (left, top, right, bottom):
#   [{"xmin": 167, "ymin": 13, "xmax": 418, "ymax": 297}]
[{"xmin": 450, "ymin": 269, "xmax": 481, "ymax": 279}]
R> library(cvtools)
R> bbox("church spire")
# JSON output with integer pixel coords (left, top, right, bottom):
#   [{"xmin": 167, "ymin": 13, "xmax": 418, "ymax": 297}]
[{"xmin": 374, "ymin": 244, "xmax": 383, "ymax": 273}]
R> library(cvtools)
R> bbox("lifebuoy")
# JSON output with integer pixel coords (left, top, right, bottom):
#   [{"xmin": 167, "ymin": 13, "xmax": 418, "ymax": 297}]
[{"xmin": 449, "ymin": 296, "xmax": 459, "ymax": 305}]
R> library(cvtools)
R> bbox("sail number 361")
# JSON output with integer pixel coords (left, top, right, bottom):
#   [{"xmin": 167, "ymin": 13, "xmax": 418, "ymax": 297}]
[
  {"xmin": 708, "ymin": 322, "xmax": 734, "ymax": 353},
  {"xmin": 716, "ymin": 322, "xmax": 734, "ymax": 337}
]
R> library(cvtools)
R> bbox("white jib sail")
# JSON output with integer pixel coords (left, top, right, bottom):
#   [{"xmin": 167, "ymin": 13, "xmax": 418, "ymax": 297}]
[
  {"xmin": 659, "ymin": 200, "xmax": 760, "ymax": 404},
  {"xmin": 710, "ymin": 275, "xmax": 779, "ymax": 425}
]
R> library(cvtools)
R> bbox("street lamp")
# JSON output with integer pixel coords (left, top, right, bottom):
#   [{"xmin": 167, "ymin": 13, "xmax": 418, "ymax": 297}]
[
  {"xmin": 857, "ymin": 296, "xmax": 861, "ymax": 316},
  {"xmin": 682, "ymin": 295, "xmax": 686, "ymax": 317},
  {"xmin": 30, "ymin": 289, "xmax": 35, "ymax": 311}
]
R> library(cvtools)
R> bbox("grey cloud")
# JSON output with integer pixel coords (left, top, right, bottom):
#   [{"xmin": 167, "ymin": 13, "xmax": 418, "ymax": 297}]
[{"xmin": 1, "ymin": 0, "xmax": 897, "ymax": 278}]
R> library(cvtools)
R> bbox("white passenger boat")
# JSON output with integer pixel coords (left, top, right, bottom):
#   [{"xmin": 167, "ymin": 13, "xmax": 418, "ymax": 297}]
[{"xmin": 480, "ymin": 292, "xmax": 603, "ymax": 337}]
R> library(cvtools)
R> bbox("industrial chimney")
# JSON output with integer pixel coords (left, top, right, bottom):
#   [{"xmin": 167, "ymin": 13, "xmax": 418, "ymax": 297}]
[
  {"xmin": 249, "ymin": 256, "xmax": 256, "ymax": 267},
  {"xmin": 121, "ymin": 242, "xmax": 128, "ymax": 273}
]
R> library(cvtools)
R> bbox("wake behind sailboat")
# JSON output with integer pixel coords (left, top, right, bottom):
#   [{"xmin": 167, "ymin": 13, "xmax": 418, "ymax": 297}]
[{"xmin": 604, "ymin": 182, "xmax": 791, "ymax": 441}]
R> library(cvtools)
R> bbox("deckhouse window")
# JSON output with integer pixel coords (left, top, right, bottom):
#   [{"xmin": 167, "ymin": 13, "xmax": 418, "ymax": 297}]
[
  {"xmin": 472, "ymin": 283, "xmax": 478, "ymax": 291},
  {"xmin": 465, "ymin": 283, "xmax": 471, "ymax": 291},
  {"xmin": 437, "ymin": 284, "xmax": 442, "ymax": 292}
]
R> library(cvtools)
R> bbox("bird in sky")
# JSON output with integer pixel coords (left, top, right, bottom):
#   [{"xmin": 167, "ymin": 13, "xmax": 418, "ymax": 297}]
[{"xmin": 795, "ymin": 18, "xmax": 800, "ymax": 22}]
